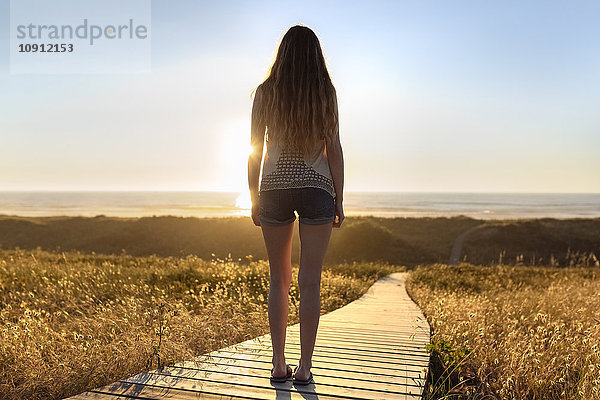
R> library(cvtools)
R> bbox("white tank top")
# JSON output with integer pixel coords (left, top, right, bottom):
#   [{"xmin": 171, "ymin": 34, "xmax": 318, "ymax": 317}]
[{"xmin": 259, "ymin": 138, "xmax": 336, "ymax": 200}]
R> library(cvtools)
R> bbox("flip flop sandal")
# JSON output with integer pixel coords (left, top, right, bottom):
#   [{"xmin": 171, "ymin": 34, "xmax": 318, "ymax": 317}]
[
  {"xmin": 270, "ymin": 364, "xmax": 293, "ymax": 382},
  {"xmin": 292, "ymin": 365, "xmax": 314, "ymax": 385}
]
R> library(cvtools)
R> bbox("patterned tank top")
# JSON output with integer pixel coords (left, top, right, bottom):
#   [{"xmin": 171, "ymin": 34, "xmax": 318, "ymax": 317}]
[{"xmin": 259, "ymin": 138, "xmax": 336, "ymax": 201}]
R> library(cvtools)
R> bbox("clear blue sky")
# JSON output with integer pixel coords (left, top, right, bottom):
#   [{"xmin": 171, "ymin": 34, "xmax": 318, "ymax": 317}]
[{"xmin": 1, "ymin": 0, "xmax": 599, "ymax": 192}]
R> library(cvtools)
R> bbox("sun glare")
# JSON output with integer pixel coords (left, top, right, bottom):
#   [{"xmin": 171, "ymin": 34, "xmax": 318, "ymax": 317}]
[
  {"xmin": 223, "ymin": 119, "xmax": 254, "ymax": 159},
  {"xmin": 235, "ymin": 190, "xmax": 252, "ymax": 210},
  {"xmin": 221, "ymin": 118, "xmax": 258, "ymax": 214}
]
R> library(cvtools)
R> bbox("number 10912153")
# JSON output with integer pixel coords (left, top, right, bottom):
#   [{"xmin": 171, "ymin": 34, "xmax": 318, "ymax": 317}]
[{"xmin": 18, "ymin": 43, "xmax": 74, "ymax": 52}]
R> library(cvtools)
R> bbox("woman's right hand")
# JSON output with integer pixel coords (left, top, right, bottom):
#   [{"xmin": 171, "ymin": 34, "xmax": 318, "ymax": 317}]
[{"xmin": 333, "ymin": 201, "xmax": 344, "ymax": 228}]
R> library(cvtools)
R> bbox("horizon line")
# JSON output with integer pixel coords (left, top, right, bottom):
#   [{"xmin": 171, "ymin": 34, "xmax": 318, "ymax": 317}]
[{"xmin": 0, "ymin": 189, "xmax": 599, "ymax": 195}]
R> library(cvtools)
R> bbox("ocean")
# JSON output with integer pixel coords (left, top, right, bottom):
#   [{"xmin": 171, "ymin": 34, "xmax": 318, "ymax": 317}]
[{"xmin": 0, "ymin": 191, "xmax": 598, "ymax": 220}]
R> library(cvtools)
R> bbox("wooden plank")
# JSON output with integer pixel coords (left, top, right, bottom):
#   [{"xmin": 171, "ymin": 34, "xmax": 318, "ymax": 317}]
[
  {"xmin": 290, "ymin": 325, "xmax": 430, "ymax": 338},
  {"xmin": 182, "ymin": 352, "xmax": 428, "ymax": 377},
  {"xmin": 312, "ymin": 326, "xmax": 429, "ymax": 338},
  {"xmin": 121, "ymin": 371, "xmax": 424, "ymax": 398},
  {"xmin": 172, "ymin": 359, "xmax": 425, "ymax": 387},
  {"xmin": 283, "ymin": 330, "xmax": 430, "ymax": 345},
  {"xmin": 317, "ymin": 318, "xmax": 430, "ymax": 327},
  {"xmin": 200, "ymin": 349, "xmax": 429, "ymax": 373},
  {"xmin": 316, "ymin": 318, "xmax": 429, "ymax": 327},
  {"xmin": 232, "ymin": 342, "xmax": 430, "ymax": 363},
  {"xmin": 235, "ymin": 342, "xmax": 429, "ymax": 360},
  {"xmin": 204, "ymin": 350, "xmax": 429, "ymax": 374},
  {"xmin": 67, "ymin": 380, "xmax": 323, "ymax": 400},
  {"xmin": 252, "ymin": 333, "xmax": 428, "ymax": 350},
  {"xmin": 66, "ymin": 272, "xmax": 430, "ymax": 400}
]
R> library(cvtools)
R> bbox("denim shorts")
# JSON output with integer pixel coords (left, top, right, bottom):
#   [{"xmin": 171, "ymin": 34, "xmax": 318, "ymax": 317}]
[{"xmin": 258, "ymin": 187, "xmax": 335, "ymax": 226}]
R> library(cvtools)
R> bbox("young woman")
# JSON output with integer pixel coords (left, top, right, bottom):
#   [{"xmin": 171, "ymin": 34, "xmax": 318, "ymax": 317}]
[{"xmin": 248, "ymin": 24, "xmax": 345, "ymax": 385}]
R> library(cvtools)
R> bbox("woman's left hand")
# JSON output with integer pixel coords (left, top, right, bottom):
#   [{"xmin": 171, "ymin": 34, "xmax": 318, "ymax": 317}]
[{"xmin": 251, "ymin": 203, "xmax": 261, "ymax": 226}]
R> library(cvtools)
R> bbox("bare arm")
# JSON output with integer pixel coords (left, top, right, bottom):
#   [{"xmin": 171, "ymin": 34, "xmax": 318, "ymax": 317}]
[
  {"xmin": 326, "ymin": 91, "xmax": 344, "ymax": 207},
  {"xmin": 248, "ymin": 86, "xmax": 266, "ymax": 216}
]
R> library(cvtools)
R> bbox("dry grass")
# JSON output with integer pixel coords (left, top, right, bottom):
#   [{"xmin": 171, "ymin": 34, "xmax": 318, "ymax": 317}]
[
  {"xmin": 0, "ymin": 247, "xmax": 403, "ymax": 400},
  {"xmin": 406, "ymin": 263, "xmax": 600, "ymax": 399},
  {"xmin": 3, "ymin": 214, "xmax": 599, "ymax": 399}
]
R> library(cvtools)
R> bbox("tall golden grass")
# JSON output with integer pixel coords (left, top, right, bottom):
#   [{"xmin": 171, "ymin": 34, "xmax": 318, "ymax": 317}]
[
  {"xmin": 406, "ymin": 262, "xmax": 600, "ymax": 399},
  {"xmin": 0, "ymin": 247, "xmax": 403, "ymax": 400},
  {"xmin": 2, "ymin": 216, "xmax": 599, "ymax": 399}
]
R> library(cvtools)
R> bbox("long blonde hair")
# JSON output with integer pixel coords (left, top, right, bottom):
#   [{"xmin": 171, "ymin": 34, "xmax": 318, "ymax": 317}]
[{"xmin": 252, "ymin": 25, "xmax": 338, "ymax": 155}]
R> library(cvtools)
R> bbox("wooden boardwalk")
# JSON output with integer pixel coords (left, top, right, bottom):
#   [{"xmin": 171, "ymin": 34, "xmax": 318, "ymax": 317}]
[{"xmin": 67, "ymin": 272, "xmax": 431, "ymax": 400}]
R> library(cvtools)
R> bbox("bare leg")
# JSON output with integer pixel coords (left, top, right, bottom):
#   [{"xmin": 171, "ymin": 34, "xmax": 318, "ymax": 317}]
[
  {"xmin": 261, "ymin": 220, "xmax": 294, "ymax": 377},
  {"xmin": 296, "ymin": 221, "xmax": 333, "ymax": 380}
]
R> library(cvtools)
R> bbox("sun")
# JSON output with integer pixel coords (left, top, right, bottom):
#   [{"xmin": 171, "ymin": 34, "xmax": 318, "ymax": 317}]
[
  {"xmin": 235, "ymin": 190, "xmax": 252, "ymax": 210},
  {"xmin": 221, "ymin": 118, "xmax": 262, "ymax": 213},
  {"xmin": 222, "ymin": 118, "xmax": 254, "ymax": 157}
]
